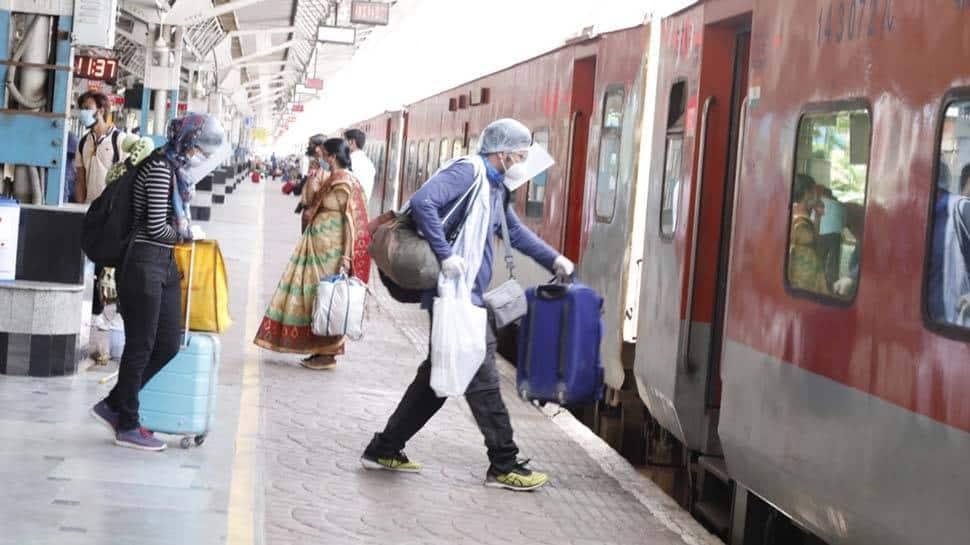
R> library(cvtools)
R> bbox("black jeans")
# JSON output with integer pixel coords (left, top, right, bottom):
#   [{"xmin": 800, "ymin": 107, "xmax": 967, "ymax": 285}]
[
  {"xmin": 106, "ymin": 243, "xmax": 182, "ymax": 431},
  {"xmin": 366, "ymin": 309, "xmax": 519, "ymax": 472}
]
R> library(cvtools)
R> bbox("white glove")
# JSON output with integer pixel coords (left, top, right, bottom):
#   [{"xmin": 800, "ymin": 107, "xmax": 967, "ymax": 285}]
[
  {"xmin": 441, "ymin": 255, "xmax": 465, "ymax": 279},
  {"xmin": 553, "ymin": 255, "xmax": 575, "ymax": 278},
  {"xmin": 190, "ymin": 224, "xmax": 207, "ymax": 240},
  {"xmin": 833, "ymin": 277, "xmax": 855, "ymax": 297},
  {"xmin": 958, "ymin": 294, "xmax": 970, "ymax": 314}
]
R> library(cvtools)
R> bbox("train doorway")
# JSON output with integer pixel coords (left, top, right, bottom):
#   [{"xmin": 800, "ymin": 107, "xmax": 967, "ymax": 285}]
[
  {"xmin": 563, "ymin": 56, "xmax": 597, "ymax": 262},
  {"xmin": 700, "ymin": 23, "xmax": 751, "ymax": 414}
]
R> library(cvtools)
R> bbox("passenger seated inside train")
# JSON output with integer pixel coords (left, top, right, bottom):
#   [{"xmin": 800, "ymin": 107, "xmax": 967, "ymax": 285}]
[
  {"xmin": 788, "ymin": 174, "xmax": 829, "ymax": 294},
  {"xmin": 928, "ymin": 161, "xmax": 970, "ymax": 328}
]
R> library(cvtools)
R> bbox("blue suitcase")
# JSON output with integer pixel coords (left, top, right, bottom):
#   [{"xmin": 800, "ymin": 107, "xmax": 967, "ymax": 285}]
[
  {"xmin": 516, "ymin": 281, "xmax": 604, "ymax": 405},
  {"xmin": 139, "ymin": 241, "xmax": 221, "ymax": 449},
  {"xmin": 139, "ymin": 333, "xmax": 220, "ymax": 448}
]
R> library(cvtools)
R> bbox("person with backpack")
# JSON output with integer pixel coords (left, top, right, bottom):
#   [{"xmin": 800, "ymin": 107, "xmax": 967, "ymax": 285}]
[
  {"xmin": 89, "ymin": 113, "xmax": 229, "ymax": 451},
  {"xmin": 361, "ymin": 119, "xmax": 574, "ymax": 491},
  {"xmin": 75, "ymin": 91, "xmax": 143, "ymax": 333}
]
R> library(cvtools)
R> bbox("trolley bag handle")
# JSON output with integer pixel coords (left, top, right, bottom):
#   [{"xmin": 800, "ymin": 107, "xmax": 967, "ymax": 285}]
[{"xmin": 182, "ymin": 240, "xmax": 197, "ymax": 348}]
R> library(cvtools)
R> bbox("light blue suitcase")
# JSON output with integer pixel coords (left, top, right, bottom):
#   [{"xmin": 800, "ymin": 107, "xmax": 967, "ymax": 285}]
[{"xmin": 138, "ymin": 241, "xmax": 222, "ymax": 449}]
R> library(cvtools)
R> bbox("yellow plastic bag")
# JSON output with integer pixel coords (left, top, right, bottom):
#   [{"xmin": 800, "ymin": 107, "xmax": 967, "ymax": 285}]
[{"xmin": 175, "ymin": 240, "xmax": 232, "ymax": 333}]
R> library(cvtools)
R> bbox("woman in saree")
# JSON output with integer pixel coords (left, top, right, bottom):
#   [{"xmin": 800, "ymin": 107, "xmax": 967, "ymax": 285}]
[
  {"xmin": 254, "ymin": 137, "xmax": 371, "ymax": 370},
  {"xmin": 788, "ymin": 174, "xmax": 830, "ymax": 294}
]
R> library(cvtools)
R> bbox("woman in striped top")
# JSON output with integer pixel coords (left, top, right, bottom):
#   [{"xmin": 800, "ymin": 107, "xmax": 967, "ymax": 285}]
[{"xmin": 90, "ymin": 113, "xmax": 229, "ymax": 452}]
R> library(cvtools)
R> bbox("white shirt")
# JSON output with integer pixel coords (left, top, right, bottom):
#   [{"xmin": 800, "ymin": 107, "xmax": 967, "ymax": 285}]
[
  {"xmin": 77, "ymin": 127, "xmax": 129, "ymax": 203},
  {"xmin": 350, "ymin": 149, "xmax": 376, "ymax": 204}
]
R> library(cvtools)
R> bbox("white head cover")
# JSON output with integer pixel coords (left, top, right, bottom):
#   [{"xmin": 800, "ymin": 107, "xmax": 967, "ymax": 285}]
[
  {"xmin": 480, "ymin": 118, "xmax": 555, "ymax": 191},
  {"xmin": 180, "ymin": 115, "xmax": 231, "ymax": 186}
]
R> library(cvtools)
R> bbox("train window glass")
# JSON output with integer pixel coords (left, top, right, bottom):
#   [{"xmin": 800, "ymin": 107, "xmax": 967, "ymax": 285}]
[
  {"xmin": 440, "ymin": 138, "xmax": 450, "ymax": 167},
  {"xmin": 428, "ymin": 139, "xmax": 439, "ymax": 177},
  {"xmin": 660, "ymin": 81, "xmax": 687, "ymax": 238},
  {"xmin": 453, "ymin": 139, "xmax": 464, "ymax": 158},
  {"xmin": 406, "ymin": 142, "xmax": 417, "ymax": 191},
  {"xmin": 468, "ymin": 134, "xmax": 479, "ymax": 155},
  {"xmin": 526, "ymin": 128, "xmax": 550, "ymax": 218},
  {"xmin": 595, "ymin": 86, "xmax": 625, "ymax": 222},
  {"xmin": 788, "ymin": 108, "xmax": 871, "ymax": 302},
  {"xmin": 926, "ymin": 100, "xmax": 970, "ymax": 332},
  {"xmin": 417, "ymin": 140, "xmax": 428, "ymax": 186}
]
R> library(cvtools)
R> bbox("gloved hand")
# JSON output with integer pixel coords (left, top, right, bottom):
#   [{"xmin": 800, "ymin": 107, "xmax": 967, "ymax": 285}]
[
  {"xmin": 441, "ymin": 255, "xmax": 465, "ymax": 279},
  {"xmin": 553, "ymin": 255, "xmax": 574, "ymax": 279},
  {"xmin": 189, "ymin": 224, "xmax": 207, "ymax": 241},
  {"xmin": 958, "ymin": 294, "xmax": 970, "ymax": 315},
  {"xmin": 833, "ymin": 277, "xmax": 855, "ymax": 297},
  {"xmin": 99, "ymin": 268, "xmax": 118, "ymax": 304}
]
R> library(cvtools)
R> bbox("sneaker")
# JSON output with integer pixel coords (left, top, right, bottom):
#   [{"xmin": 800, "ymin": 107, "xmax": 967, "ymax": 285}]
[
  {"xmin": 484, "ymin": 459, "xmax": 549, "ymax": 491},
  {"xmin": 90, "ymin": 400, "xmax": 119, "ymax": 433},
  {"xmin": 115, "ymin": 427, "xmax": 166, "ymax": 451},
  {"xmin": 360, "ymin": 451, "xmax": 422, "ymax": 473},
  {"xmin": 93, "ymin": 314, "xmax": 111, "ymax": 331}
]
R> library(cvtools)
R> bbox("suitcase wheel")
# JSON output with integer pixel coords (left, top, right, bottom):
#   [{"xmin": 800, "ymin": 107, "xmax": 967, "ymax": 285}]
[
  {"xmin": 194, "ymin": 434, "xmax": 207, "ymax": 446},
  {"xmin": 180, "ymin": 436, "xmax": 193, "ymax": 449}
]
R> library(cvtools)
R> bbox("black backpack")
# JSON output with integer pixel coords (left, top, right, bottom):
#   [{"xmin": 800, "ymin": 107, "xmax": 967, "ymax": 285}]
[{"xmin": 80, "ymin": 151, "xmax": 157, "ymax": 267}]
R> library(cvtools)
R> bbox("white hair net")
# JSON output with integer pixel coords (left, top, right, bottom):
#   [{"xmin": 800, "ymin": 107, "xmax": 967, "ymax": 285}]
[{"xmin": 479, "ymin": 118, "xmax": 533, "ymax": 154}]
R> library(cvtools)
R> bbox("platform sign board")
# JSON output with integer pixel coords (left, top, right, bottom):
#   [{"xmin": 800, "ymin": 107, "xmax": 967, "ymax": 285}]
[
  {"xmin": 351, "ymin": 1, "xmax": 391, "ymax": 25},
  {"xmin": 73, "ymin": 0, "xmax": 118, "ymax": 49},
  {"xmin": 305, "ymin": 78, "xmax": 323, "ymax": 90},
  {"xmin": 317, "ymin": 25, "xmax": 356, "ymax": 45},
  {"xmin": 292, "ymin": 104, "xmax": 304, "ymax": 113}
]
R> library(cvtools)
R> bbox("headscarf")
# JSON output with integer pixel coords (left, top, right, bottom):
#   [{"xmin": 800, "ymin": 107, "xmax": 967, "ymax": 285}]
[{"xmin": 162, "ymin": 114, "xmax": 209, "ymax": 239}]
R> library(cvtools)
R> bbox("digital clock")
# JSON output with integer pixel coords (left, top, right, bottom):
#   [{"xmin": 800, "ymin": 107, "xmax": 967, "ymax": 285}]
[{"xmin": 73, "ymin": 55, "xmax": 118, "ymax": 84}]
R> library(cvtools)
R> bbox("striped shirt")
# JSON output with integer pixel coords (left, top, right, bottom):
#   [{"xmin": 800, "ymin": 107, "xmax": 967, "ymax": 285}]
[{"xmin": 132, "ymin": 158, "xmax": 179, "ymax": 247}]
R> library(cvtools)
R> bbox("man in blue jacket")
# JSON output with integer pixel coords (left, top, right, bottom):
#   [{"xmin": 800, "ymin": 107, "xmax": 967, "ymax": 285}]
[{"xmin": 362, "ymin": 119, "xmax": 574, "ymax": 491}]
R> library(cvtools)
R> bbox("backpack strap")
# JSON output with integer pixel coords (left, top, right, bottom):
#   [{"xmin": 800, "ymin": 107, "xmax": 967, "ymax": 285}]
[{"xmin": 111, "ymin": 130, "xmax": 121, "ymax": 164}]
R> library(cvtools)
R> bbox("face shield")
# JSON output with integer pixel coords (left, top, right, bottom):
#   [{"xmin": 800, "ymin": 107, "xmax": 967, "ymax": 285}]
[
  {"xmin": 179, "ymin": 116, "xmax": 231, "ymax": 186},
  {"xmin": 503, "ymin": 143, "xmax": 554, "ymax": 192}
]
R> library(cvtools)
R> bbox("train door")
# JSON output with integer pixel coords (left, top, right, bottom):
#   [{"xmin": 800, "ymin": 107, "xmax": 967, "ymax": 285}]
[
  {"xmin": 634, "ymin": 4, "xmax": 752, "ymax": 456},
  {"xmin": 562, "ymin": 56, "xmax": 597, "ymax": 262}
]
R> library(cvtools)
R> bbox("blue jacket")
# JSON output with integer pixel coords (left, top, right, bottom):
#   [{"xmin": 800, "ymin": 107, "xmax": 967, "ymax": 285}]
[{"xmin": 409, "ymin": 158, "xmax": 559, "ymax": 307}]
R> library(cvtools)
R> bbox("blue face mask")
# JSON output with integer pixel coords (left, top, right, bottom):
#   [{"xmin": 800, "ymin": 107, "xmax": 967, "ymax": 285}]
[
  {"xmin": 481, "ymin": 154, "xmax": 504, "ymax": 184},
  {"xmin": 79, "ymin": 109, "xmax": 97, "ymax": 128}
]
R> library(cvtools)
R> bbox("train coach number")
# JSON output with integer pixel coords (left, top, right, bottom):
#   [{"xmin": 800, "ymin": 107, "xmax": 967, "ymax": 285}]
[{"xmin": 817, "ymin": 0, "xmax": 895, "ymax": 47}]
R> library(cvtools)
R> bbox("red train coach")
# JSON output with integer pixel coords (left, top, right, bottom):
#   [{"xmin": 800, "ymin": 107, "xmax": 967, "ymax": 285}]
[
  {"xmin": 635, "ymin": 0, "xmax": 970, "ymax": 543},
  {"xmin": 349, "ymin": 110, "xmax": 406, "ymax": 215}
]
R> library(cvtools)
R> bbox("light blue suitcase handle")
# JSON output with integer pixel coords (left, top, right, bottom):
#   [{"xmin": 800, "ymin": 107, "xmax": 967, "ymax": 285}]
[{"xmin": 182, "ymin": 240, "xmax": 196, "ymax": 347}]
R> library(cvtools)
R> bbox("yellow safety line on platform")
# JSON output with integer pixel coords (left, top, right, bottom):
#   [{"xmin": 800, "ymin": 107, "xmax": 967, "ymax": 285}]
[{"xmin": 227, "ymin": 182, "xmax": 265, "ymax": 545}]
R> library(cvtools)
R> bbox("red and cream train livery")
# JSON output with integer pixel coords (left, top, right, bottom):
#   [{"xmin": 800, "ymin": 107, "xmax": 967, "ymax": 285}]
[{"xmin": 351, "ymin": 2, "xmax": 970, "ymax": 543}]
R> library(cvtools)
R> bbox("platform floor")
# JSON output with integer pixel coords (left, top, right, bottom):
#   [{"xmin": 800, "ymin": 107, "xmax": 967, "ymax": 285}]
[{"xmin": 0, "ymin": 180, "xmax": 719, "ymax": 545}]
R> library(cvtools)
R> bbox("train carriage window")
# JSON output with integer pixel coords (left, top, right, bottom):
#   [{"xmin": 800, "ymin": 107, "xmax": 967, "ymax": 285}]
[
  {"xmin": 787, "ymin": 106, "xmax": 871, "ymax": 303},
  {"xmin": 428, "ymin": 139, "xmax": 439, "ymax": 177},
  {"xmin": 453, "ymin": 139, "xmax": 464, "ymax": 159},
  {"xmin": 660, "ymin": 81, "xmax": 687, "ymax": 238},
  {"xmin": 595, "ymin": 86, "xmax": 626, "ymax": 222},
  {"xmin": 526, "ymin": 128, "xmax": 550, "ymax": 218},
  {"xmin": 468, "ymin": 134, "xmax": 479, "ymax": 155},
  {"xmin": 440, "ymin": 138, "xmax": 451, "ymax": 167},
  {"xmin": 926, "ymin": 99, "xmax": 970, "ymax": 332},
  {"xmin": 406, "ymin": 142, "xmax": 417, "ymax": 192},
  {"xmin": 417, "ymin": 140, "xmax": 428, "ymax": 187}
]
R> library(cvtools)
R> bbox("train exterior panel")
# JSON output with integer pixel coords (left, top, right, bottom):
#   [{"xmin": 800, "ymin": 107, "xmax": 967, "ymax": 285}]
[
  {"xmin": 350, "ymin": 110, "xmax": 405, "ymax": 216},
  {"xmin": 718, "ymin": 1, "xmax": 970, "ymax": 544}
]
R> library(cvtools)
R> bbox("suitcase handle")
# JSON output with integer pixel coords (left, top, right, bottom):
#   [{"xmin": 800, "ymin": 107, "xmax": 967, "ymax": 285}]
[{"xmin": 536, "ymin": 284, "xmax": 571, "ymax": 300}]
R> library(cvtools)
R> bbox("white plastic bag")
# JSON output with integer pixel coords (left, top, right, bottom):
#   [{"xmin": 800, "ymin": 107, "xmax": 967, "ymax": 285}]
[
  {"xmin": 430, "ymin": 277, "xmax": 487, "ymax": 397},
  {"xmin": 312, "ymin": 274, "xmax": 367, "ymax": 340}
]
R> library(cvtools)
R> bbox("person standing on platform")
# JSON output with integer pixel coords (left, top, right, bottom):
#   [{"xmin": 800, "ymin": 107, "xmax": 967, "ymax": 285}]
[
  {"xmin": 254, "ymin": 138, "xmax": 371, "ymax": 370},
  {"xmin": 75, "ymin": 91, "xmax": 137, "ymax": 333},
  {"xmin": 361, "ymin": 118, "xmax": 575, "ymax": 492},
  {"xmin": 344, "ymin": 129, "xmax": 376, "ymax": 206},
  {"xmin": 89, "ymin": 113, "xmax": 229, "ymax": 451}
]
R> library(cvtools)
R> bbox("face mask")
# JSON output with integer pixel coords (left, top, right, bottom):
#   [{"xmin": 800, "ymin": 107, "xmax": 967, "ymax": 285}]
[
  {"xmin": 187, "ymin": 153, "xmax": 206, "ymax": 167},
  {"xmin": 79, "ymin": 109, "xmax": 97, "ymax": 128},
  {"xmin": 500, "ymin": 145, "xmax": 554, "ymax": 192},
  {"xmin": 504, "ymin": 160, "xmax": 529, "ymax": 190}
]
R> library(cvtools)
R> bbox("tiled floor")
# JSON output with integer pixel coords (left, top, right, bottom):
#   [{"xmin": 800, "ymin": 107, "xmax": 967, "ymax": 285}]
[{"xmin": 0, "ymin": 179, "xmax": 719, "ymax": 545}]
